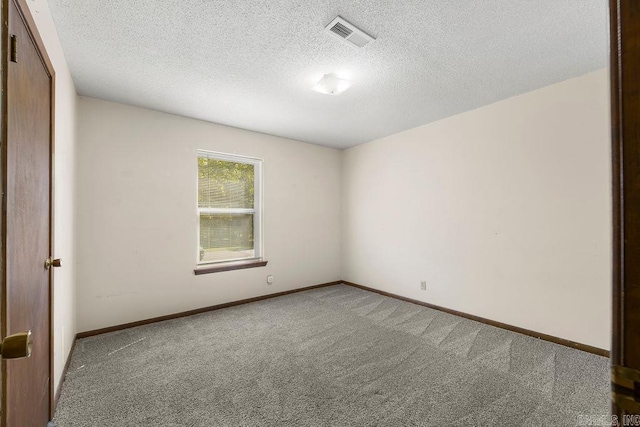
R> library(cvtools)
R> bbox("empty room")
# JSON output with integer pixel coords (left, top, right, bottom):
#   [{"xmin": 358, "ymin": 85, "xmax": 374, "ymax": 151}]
[{"xmin": 0, "ymin": 0, "xmax": 638, "ymax": 426}]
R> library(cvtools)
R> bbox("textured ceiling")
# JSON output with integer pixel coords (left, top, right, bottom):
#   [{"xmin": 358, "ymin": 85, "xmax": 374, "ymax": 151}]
[{"xmin": 48, "ymin": 1, "xmax": 609, "ymax": 149}]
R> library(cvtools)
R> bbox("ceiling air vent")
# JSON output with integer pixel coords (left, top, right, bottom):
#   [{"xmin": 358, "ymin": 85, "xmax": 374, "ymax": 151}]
[{"xmin": 325, "ymin": 16, "xmax": 375, "ymax": 48}]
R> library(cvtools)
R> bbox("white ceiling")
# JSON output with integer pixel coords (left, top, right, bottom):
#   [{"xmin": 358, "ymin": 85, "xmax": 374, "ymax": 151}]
[{"xmin": 48, "ymin": 1, "xmax": 609, "ymax": 149}]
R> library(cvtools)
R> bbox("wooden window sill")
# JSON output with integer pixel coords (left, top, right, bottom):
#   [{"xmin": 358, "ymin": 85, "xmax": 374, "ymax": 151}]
[{"xmin": 194, "ymin": 260, "xmax": 268, "ymax": 275}]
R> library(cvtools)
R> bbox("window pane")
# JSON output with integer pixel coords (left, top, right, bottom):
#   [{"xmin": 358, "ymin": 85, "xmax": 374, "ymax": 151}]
[
  {"xmin": 199, "ymin": 213, "xmax": 255, "ymax": 263},
  {"xmin": 198, "ymin": 157, "xmax": 254, "ymax": 209}
]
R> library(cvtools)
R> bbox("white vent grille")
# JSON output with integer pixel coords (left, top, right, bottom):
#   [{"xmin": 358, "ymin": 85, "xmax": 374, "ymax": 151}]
[
  {"xmin": 324, "ymin": 16, "xmax": 375, "ymax": 48},
  {"xmin": 329, "ymin": 21, "xmax": 353, "ymax": 39}
]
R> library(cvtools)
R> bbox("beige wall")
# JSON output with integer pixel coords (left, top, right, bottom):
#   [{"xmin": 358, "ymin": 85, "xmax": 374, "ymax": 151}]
[
  {"xmin": 25, "ymin": 0, "xmax": 78, "ymax": 395},
  {"xmin": 75, "ymin": 97, "xmax": 342, "ymax": 332},
  {"xmin": 342, "ymin": 69, "xmax": 611, "ymax": 350}
]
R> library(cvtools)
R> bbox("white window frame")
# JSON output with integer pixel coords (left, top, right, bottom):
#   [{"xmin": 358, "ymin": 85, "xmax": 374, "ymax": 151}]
[{"xmin": 196, "ymin": 150, "xmax": 263, "ymax": 265}]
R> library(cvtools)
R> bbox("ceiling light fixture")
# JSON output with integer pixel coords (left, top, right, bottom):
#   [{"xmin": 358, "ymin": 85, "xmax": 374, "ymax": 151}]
[{"xmin": 311, "ymin": 74, "xmax": 352, "ymax": 96}]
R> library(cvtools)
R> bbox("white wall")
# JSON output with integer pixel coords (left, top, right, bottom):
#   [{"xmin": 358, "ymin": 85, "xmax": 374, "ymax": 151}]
[
  {"xmin": 25, "ymin": 0, "xmax": 77, "ymax": 396},
  {"xmin": 342, "ymin": 69, "xmax": 611, "ymax": 350},
  {"xmin": 76, "ymin": 97, "xmax": 342, "ymax": 332}
]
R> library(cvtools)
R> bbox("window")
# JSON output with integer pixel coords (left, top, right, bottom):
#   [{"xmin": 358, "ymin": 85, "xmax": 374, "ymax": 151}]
[{"xmin": 197, "ymin": 151, "xmax": 262, "ymax": 266}]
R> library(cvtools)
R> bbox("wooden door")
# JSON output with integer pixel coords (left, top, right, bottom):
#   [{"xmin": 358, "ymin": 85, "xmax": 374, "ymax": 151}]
[
  {"xmin": 2, "ymin": 0, "xmax": 54, "ymax": 425},
  {"xmin": 610, "ymin": 0, "xmax": 640, "ymax": 419}
]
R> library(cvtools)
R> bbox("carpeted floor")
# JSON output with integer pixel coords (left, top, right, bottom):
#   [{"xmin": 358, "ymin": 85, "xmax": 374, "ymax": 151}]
[{"xmin": 53, "ymin": 284, "xmax": 610, "ymax": 426}]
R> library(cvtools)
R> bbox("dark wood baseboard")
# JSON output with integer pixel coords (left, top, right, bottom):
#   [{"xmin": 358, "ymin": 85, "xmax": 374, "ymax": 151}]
[
  {"xmin": 53, "ymin": 336, "xmax": 77, "ymax": 410},
  {"xmin": 342, "ymin": 281, "xmax": 610, "ymax": 358},
  {"xmin": 76, "ymin": 281, "xmax": 341, "ymax": 339},
  {"xmin": 73, "ymin": 279, "xmax": 610, "ymax": 357}
]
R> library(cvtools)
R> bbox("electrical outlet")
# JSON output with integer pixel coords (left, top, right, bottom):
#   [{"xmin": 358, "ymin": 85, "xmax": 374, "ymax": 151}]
[
  {"xmin": 420, "ymin": 281, "xmax": 427, "ymax": 290},
  {"xmin": 267, "ymin": 275, "xmax": 274, "ymax": 284}
]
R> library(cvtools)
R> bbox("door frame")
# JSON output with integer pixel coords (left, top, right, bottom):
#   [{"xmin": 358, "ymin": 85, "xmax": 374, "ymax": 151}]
[
  {"xmin": 0, "ymin": 0, "xmax": 56, "ymax": 422},
  {"xmin": 610, "ymin": 0, "xmax": 640, "ymax": 419}
]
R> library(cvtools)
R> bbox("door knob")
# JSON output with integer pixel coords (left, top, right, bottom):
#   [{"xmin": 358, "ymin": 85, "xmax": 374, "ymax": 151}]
[
  {"xmin": 0, "ymin": 331, "xmax": 32, "ymax": 359},
  {"xmin": 44, "ymin": 257, "xmax": 61, "ymax": 270}
]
